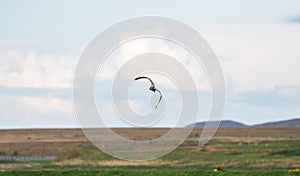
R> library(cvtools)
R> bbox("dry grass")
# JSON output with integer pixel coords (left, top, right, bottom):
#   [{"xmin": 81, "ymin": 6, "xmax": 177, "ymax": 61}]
[
  {"xmin": 0, "ymin": 127, "xmax": 299, "ymax": 171},
  {"xmin": 0, "ymin": 164, "xmax": 31, "ymax": 170},
  {"xmin": 55, "ymin": 159, "xmax": 176, "ymax": 166},
  {"xmin": 0, "ymin": 127, "xmax": 299, "ymax": 156}
]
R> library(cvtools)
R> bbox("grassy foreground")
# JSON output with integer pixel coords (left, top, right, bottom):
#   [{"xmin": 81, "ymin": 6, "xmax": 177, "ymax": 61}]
[
  {"xmin": 0, "ymin": 128, "xmax": 299, "ymax": 175},
  {"xmin": 1, "ymin": 169, "xmax": 298, "ymax": 176}
]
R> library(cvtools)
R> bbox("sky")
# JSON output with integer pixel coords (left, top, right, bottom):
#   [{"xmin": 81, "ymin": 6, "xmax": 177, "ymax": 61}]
[{"xmin": 0, "ymin": 0, "xmax": 300, "ymax": 128}]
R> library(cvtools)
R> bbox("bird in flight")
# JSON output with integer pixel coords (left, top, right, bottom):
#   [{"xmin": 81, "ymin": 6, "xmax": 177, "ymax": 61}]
[{"xmin": 134, "ymin": 76, "xmax": 162, "ymax": 109}]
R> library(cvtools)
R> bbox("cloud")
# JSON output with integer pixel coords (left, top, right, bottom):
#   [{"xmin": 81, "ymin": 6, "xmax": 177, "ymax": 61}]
[
  {"xmin": 224, "ymin": 84, "xmax": 300, "ymax": 125},
  {"xmin": 0, "ymin": 45, "xmax": 77, "ymax": 88},
  {"xmin": 230, "ymin": 85, "xmax": 300, "ymax": 107},
  {"xmin": 0, "ymin": 94, "xmax": 76, "ymax": 128},
  {"xmin": 0, "ymin": 40, "xmax": 80, "ymax": 128},
  {"xmin": 97, "ymin": 37, "xmax": 211, "ymax": 91},
  {"xmin": 286, "ymin": 15, "xmax": 300, "ymax": 23},
  {"xmin": 0, "ymin": 39, "xmax": 38, "ymax": 47},
  {"xmin": 95, "ymin": 22, "xmax": 300, "ymax": 93},
  {"xmin": 0, "ymin": 86, "xmax": 72, "ymax": 100},
  {"xmin": 199, "ymin": 22, "xmax": 300, "ymax": 92},
  {"xmin": 1, "ymin": 20, "xmax": 300, "ymax": 128}
]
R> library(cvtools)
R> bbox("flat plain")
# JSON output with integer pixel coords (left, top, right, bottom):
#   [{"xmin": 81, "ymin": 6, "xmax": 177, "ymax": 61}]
[{"xmin": 0, "ymin": 127, "xmax": 300, "ymax": 175}]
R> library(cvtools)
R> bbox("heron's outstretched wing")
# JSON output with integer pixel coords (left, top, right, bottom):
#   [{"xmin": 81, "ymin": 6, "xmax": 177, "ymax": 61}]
[
  {"xmin": 154, "ymin": 89, "xmax": 162, "ymax": 109},
  {"xmin": 134, "ymin": 76, "xmax": 155, "ymax": 87},
  {"xmin": 134, "ymin": 76, "xmax": 162, "ymax": 109}
]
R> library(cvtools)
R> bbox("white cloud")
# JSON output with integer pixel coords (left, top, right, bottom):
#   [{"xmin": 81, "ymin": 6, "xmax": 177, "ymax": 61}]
[
  {"xmin": 199, "ymin": 22, "xmax": 300, "ymax": 92},
  {"xmin": 0, "ymin": 94, "xmax": 76, "ymax": 127},
  {"xmin": 97, "ymin": 37, "xmax": 211, "ymax": 91},
  {"xmin": 0, "ymin": 40, "xmax": 79, "ymax": 128},
  {"xmin": 15, "ymin": 96, "xmax": 72, "ymax": 115},
  {"xmin": 0, "ymin": 46, "xmax": 77, "ymax": 88},
  {"xmin": 0, "ymin": 39, "xmax": 37, "ymax": 47},
  {"xmin": 1, "ymin": 21, "xmax": 300, "ymax": 128}
]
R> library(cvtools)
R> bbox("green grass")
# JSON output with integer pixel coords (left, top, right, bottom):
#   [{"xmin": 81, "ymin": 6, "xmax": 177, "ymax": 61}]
[
  {"xmin": 267, "ymin": 149, "xmax": 300, "ymax": 157},
  {"xmin": 0, "ymin": 169, "xmax": 298, "ymax": 176},
  {"xmin": 1, "ymin": 128, "xmax": 299, "ymax": 175},
  {"xmin": 46, "ymin": 140, "xmax": 300, "ymax": 171},
  {"xmin": 0, "ymin": 160, "xmax": 51, "ymax": 165},
  {"xmin": 55, "ymin": 146, "xmax": 114, "ymax": 162}
]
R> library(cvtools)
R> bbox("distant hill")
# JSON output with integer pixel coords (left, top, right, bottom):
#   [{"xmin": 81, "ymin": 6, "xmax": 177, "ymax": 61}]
[
  {"xmin": 188, "ymin": 118, "xmax": 300, "ymax": 127},
  {"xmin": 253, "ymin": 118, "xmax": 300, "ymax": 127},
  {"xmin": 189, "ymin": 120, "xmax": 247, "ymax": 128}
]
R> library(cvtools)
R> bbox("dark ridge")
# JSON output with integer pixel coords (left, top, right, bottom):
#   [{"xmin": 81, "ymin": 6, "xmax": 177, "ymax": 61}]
[
  {"xmin": 253, "ymin": 118, "xmax": 300, "ymax": 127},
  {"xmin": 188, "ymin": 120, "xmax": 247, "ymax": 128},
  {"xmin": 188, "ymin": 118, "xmax": 300, "ymax": 127}
]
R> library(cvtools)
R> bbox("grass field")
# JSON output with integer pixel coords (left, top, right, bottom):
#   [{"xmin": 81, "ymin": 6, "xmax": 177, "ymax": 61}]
[
  {"xmin": 2, "ymin": 169, "xmax": 298, "ymax": 176},
  {"xmin": 0, "ymin": 127, "xmax": 300, "ymax": 175}
]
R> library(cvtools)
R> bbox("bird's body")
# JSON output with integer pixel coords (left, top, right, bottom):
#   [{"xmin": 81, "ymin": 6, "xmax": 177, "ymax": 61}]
[
  {"xmin": 149, "ymin": 85, "xmax": 156, "ymax": 92},
  {"xmin": 134, "ymin": 76, "xmax": 162, "ymax": 109}
]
